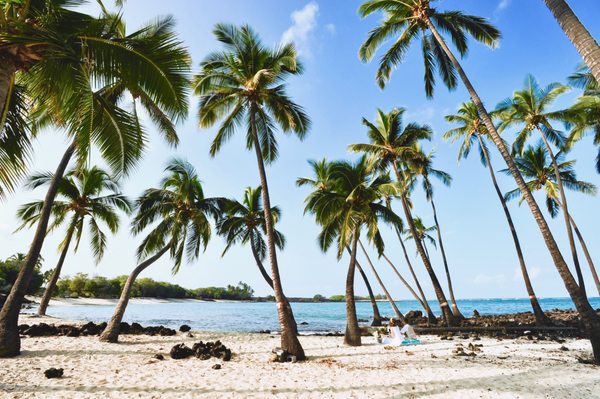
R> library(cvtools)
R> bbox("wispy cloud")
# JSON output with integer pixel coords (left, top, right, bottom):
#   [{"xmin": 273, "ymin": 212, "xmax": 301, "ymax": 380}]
[
  {"xmin": 495, "ymin": 0, "xmax": 511, "ymax": 13},
  {"xmin": 282, "ymin": 2, "xmax": 319, "ymax": 58},
  {"xmin": 324, "ymin": 23, "xmax": 336, "ymax": 35}
]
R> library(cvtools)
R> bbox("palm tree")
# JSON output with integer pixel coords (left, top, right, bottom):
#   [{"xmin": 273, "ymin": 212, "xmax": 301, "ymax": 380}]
[
  {"xmin": 503, "ymin": 144, "xmax": 600, "ymax": 296},
  {"xmin": 194, "ymin": 24, "xmax": 309, "ymax": 360},
  {"xmin": 543, "ymin": 0, "xmax": 600, "ymax": 84},
  {"xmin": 408, "ymin": 151, "xmax": 464, "ymax": 319},
  {"xmin": 348, "ymin": 107, "xmax": 457, "ymax": 326},
  {"xmin": 496, "ymin": 75, "xmax": 585, "ymax": 293},
  {"xmin": 299, "ymin": 156, "xmax": 403, "ymax": 345},
  {"xmin": 405, "ymin": 217, "xmax": 437, "ymax": 260},
  {"xmin": 0, "ymin": 12, "xmax": 190, "ymax": 358},
  {"xmin": 359, "ymin": 1, "xmax": 600, "ymax": 362},
  {"xmin": 299, "ymin": 160, "xmax": 383, "ymax": 326},
  {"xmin": 218, "ymin": 186, "xmax": 285, "ymax": 290},
  {"xmin": 16, "ymin": 166, "xmax": 131, "ymax": 316},
  {"xmin": 99, "ymin": 159, "xmax": 222, "ymax": 342},
  {"xmin": 444, "ymin": 101, "xmax": 551, "ymax": 325},
  {"xmin": 566, "ymin": 67, "xmax": 600, "ymax": 174}
]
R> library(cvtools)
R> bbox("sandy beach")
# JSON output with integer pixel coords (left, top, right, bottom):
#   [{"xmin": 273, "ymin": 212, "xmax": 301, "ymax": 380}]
[{"xmin": 0, "ymin": 315, "xmax": 598, "ymax": 399}]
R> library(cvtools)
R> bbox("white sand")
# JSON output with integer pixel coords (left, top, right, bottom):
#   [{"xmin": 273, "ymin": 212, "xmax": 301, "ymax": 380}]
[{"xmin": 1, "ymin": 316, "xmax": 599, "ymax": 398}]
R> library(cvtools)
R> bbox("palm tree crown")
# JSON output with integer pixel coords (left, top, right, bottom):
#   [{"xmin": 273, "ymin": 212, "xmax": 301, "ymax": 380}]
[
  {"xmin": 218, "ymin": 186, "xmax": 286, "ymax": 261},
  {"xmin": 358, "ymin": 0, "xmax": 500, "ymax": 96},
  {"xmin": 17, "ymin": 166, "xmax": 131, "ymax": 261},
  {"xmin": 194, "ymin": 23, "xmax": 310, "ymax": 162},
  {"xmin": 132, "ymin": 159, "xmax": 223, "ymax": 273},
  {"xmin": 503, "ymin": 143, "xmax": 597, "ymax": 217}
]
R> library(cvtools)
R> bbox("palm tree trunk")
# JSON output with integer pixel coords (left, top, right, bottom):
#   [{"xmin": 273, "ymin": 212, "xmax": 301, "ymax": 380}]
[
  {"xmin": 355, "ymin": 259, "xmax": 383, "ymax": 326},
  {"xmin": 250, "ymin": 237, "xmax": 274, "ymax": 289},
  {"xmin": 358, "ymin": 240, "xmax": 405, "ymax": 323},
  {"xmin": 249, "ymin": 109, "xmax": 304, "ymax": 359},
  {"xmin": 99, "ymin": 245, "xmax": 170, "ymax": 343},
  {"xmin": 37, "ymin": 227, "xmax": 75, "ymax": 316},
  {"xmin": 391, "ymin": 167, "xmax": 458, "ymax": 326},
  {"xmin": 426, "ymin": 177, "xmax": 464, "ymax": 319},
  {"xmin": 0, "ymin": 58, "xmax": 17, "ymax": 126},
  {"xmin": 380, "ymin": 252, "xmax": 428, "ymax": 315},
  {"xmin": 387, "ymin": 203, "xmax": 436, "ymax": 322},
  {"xmin": 344, "ymin": 229, "xmax": 362, "ymax": 346},
  {"xmin": 555, "ymin": 198, "xmax": 600, "ymax": 296},
  {"xmin": 0, "ymin": 143, "xmax": 76, "ymax": 358},
  {"xmin": 476, "ymin": 133, "xmax": 550, "ymax": 325},
  {"xmin": 543, "ymin": 0, "xmax": 600, "ymax": 84},
  {"xmin": 426, "ymin": 19, "xmax": 600, "ymax": 362},
  {"xmin": 538, "ymin": 128, "xmax": 586, "ymax": 295}
]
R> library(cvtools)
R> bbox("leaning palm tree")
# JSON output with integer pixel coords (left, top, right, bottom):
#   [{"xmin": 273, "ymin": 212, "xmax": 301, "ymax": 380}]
[
  {"xmin": 194, "ymin": 24, "xmax": 309, "ymax": 360},
  {"xmin": 496, "ymin": 75, "xmax": 585, "ymax": 293},
  {"xmin": 543, "ymin": 0, "xmax": 600, "ymax": 84},
  {"xmin": 16, "ymin": 166, "xmax": 131, "ymax": 316},
  {"xmin": 348, "ymin": 107, "xmax": 458, "ymax": 326},
  {"xmin": 99, "ymin": 159, "xmax": 222, "ymax": 343},
  {"xmin": 217, "ymin": 186, "xmax": 285, "ymax": 290},
  {"xmin": 299, "ymin": 156, "xmax": 403, "ymax": 345},
  {"xmin": 0, "ymin": 12, "xmax": 190, "ymax": 357},
  {"xmin": 358, "ymin": 0, "xmax": 600, "ymax": 361},
  {"xmin": 444, "ymin": 101, "xmax": 551, "ymax": 325},
  {"xmin": 503, "ymin": 144, "xmax": 600, "ymax": 296},
  {"xmin": 405, "ymin": 217, "xmax": 437, "ymax": 260},
  {"xmin": 408, "ymin": 151, "xmax": 464, "ymax": 319}
]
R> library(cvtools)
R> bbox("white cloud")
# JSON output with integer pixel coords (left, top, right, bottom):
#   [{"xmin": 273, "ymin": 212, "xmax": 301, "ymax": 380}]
[
  {"xmin": 514, "ymin": 266, "xmax": 542, "ymax": 281},
  {"xmin": 325, "ymin": 23, "xmax": 336, "ymax": 35},
  {"xmin": 281, "ymin": 2, "xmax": 319, "ymax": 57},
  {"xmin": 474, "ymin": 273, "xmax": 506, "ymax": 285},
  {"xmin": 496, "ymin": 0, "xmax": 511, "ymax": 12},
  {"xmin": 405, "ymin": 106, "xmax": 436, "ymax": 122}
]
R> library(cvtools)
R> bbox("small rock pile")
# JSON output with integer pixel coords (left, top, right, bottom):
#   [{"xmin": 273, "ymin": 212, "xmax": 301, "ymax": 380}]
[
  {"xmin": 18, "ymin": 322, "xmax": 176, "ymax": 338},
  {"xmin": 44, "ymin": 368, "xmax": 64, "ymax": 379},
  {"xmin": 169, "ymin": 341, "xmax": 232, "ymax": 361}
]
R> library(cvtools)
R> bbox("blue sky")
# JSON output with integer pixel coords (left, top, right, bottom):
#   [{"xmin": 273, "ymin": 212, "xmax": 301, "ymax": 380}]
[{"xmin": 1, "ymin": 0, "xmax": 599, "ymax": 300}]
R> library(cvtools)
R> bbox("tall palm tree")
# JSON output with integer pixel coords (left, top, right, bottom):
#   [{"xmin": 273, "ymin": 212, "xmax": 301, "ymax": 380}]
[
  {"xmin": 408, "ymin": 151, "xmax": 464, "ymax": 318},
  {"xmin": 99, "ymin": 159, "xmax": 222, "ymax": 342},
  {"xmin": 217, "ymin": 186, "xmax": 285, "ymax": 290},
  {"xmin": 0, "ymin": 12, "xmax": 190, "ymax": 358},
  {"xmin": 299, "ymin": 160, "xmax": 383, "ymax": 326},
  {"xmin": 194, "ymin": 24, "xmax": 309, "ymax": 359},
  {"xmin": 444, "ymin": 101, "xmax": 551, "ymax": 325},
  {"xmin": 348, "ymin": 107, "xmax": 457, "ymax": 326},
  {"xmin": 16, "ymin": 166, "xmax": 131, "ymax": 316},
  {"xmin": 503, "ymin": 144, "xmax": 600, "ymax": 296},
  {"xmin": 299, "ymin": 156, "xmax": 402, "ymax": 345},
  {"xmin": 359, "ymin": 1, "xmax": 600, "ymax": 362},
  {"xmin": 496, "ymin": 75, "xmax": 585, "ymax": 293},
  {"xmin": 405, "ymin": 217, "xmax": 437, "ymax": 260},
  {"xmin": 543, "ymin": 0, "xmax": 600, "ymax": 84}
]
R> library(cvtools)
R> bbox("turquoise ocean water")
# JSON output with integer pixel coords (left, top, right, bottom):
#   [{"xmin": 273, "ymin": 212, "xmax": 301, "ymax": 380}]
[{"xmin": 29, "ymin": 297, "xmax": 600, "ymax": 333}]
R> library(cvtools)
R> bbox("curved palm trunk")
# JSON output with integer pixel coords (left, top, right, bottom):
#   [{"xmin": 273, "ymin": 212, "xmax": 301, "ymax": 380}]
[
  {"xmin": 99, "ymin": 245, "xmax": 170, "ymax": 342},
  {"xmin": 538, "ymin": 128, "xmax": 585, "ymax": 295},
  {"xmin": 477, "ymin": 134, "xmax": 550, "ymax": 325},
  {"xmin": 344, "ymin": 230, "xmax": 362, "ymax": 346},
  {"xmin": 0, "ymin": 143, "xmax": 76, "ymax": 358},
  {"xmin": 391, "ymin": 171, "xmax": 457, "ymax": 326},
  {"xmin": 249, "ymin": 110, "xmax": 305, "ymax": 359},
  {"xmin": 355, "ymin": 260, "xmax": 383, "ymax": 326},
  {"xmin": 380, "ymin": 253, "xmax": 428, "ymax": 315},
  {"xmin": 543, "ymin": 0, "xmax": 600, "ymax": 84},
  {"xmin": 358, "ymin": 240, "xmax": 405, "ymax": 323},
  {"xmin": 387, "ymin": 206, "xmax": 436, "ymax": 322},
  {"xmin": 425, "ymin": 178, "xmax": 464, "ymax": 319},
  {"xmin": 427, "ymin": 19, "xmax": 600, "ymax": 362},
  {"xmin": 250, "ymin": 237, "xmax": 274, "ymax": 289},
  {"xmin": 0, "ymin": 59, "xmax": 17, "ymax": 126},
  {"xmin": 555, "ymin": 199, "xmax": 600, "ymax": 296},
  {"xmin": 37, "ymin": 228, "xmax": 75, "ymax": 316}
]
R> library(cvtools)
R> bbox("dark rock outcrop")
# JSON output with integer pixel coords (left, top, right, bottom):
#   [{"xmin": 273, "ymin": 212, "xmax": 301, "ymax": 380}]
[
  {"xmin": 169, "ymin": 344, "xmax": 194, "ymax": 359},
  {"xmin": 44, "ymin": 368, "xmax": 64, "ymax": 379}
]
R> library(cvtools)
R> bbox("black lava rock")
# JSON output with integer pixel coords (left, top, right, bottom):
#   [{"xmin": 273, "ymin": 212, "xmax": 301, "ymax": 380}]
[
  {"xmin": 44, "ymin": 368, "xmax": 64, "ymax": 379},
  {"xmin": 179, "ymin": 324, "xmax": 191, "ymax": 332},
  {"xmin": 170, "ymin": 344, "xmax": 194, "ymax": 359}
]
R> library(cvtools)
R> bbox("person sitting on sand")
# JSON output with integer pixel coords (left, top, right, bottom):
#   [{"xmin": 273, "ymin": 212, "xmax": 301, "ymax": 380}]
[{"xmin": 377, "ymin": 318, "xmax": 420, "ymax": 346}]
